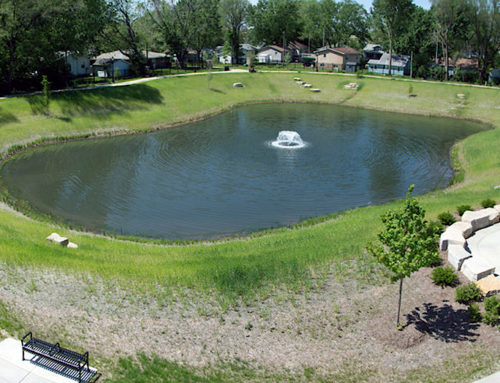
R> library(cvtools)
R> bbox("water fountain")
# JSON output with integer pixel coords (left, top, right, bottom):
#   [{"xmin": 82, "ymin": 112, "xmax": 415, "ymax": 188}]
[{"xmin": 271, "ymin": 131, "xmax": 306, "ymax": 149}]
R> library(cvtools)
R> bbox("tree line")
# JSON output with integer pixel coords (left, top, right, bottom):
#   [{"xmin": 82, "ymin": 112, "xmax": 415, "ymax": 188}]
[{"xmin": 0, "ymin": 0, "xmax": 498, "ymax": 94}]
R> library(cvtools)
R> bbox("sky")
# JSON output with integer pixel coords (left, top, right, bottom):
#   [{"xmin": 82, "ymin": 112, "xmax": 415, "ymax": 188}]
[{"xmin": 355, "ymin": 0, "xmax": 431, "ymax": 10}]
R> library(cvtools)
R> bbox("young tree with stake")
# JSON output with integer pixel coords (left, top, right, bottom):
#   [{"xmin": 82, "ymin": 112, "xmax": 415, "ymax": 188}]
[{"xmin": 367, "ymin": 185, "xmax": 439, "ymax": 329}]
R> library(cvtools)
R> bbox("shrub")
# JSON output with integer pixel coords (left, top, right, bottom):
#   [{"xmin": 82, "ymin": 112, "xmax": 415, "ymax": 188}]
[
  {"xmin": 481, "ymin": 198, "xmax": 496, "ymax": 208},
  {"xmin": 431, "ymin": 266, "xmax": 458, "ymax": 287},
  {"xmin": 482, "ymin": 310, "xmax": 499, "ymax": 326},
  {"xmin": 467, "ymin": 303, "xmax": 482, "ymax": 323},
  {"xmin": 428, "ymin": 220, "xmax": 444, "ymax": 235},
  {"xmin": 438, "ymin": 211, "xmax": 456, "ymax": 226},
  {"xmin": 457, "ymin": 204, "xmax": 472, "ymax": 216},
  {"xmin": 455, "ymin": 283, "xmax": 483, "ymax": 304},
  {"xmin": 484, "ymin": 295, "xmax": 500, "ymax": 314}
]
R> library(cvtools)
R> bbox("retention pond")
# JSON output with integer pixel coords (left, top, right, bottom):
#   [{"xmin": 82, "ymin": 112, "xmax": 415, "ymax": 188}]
[{"xmin": 1, "ymin": 104, "xmax": 484, "ymax": 239}]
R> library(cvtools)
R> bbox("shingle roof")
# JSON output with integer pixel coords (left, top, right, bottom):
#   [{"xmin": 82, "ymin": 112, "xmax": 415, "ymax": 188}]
[
  {"xmin": 368, "ymin": 52, "xmax": 409, "ymax": 67},
  {"xmin": 314, "ymin": 46, "xmax": 360, "ymax": 55}
]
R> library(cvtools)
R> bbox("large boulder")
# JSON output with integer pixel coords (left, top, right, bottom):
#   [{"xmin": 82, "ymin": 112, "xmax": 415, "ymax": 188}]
[
  {"xmin": 494, "ymin": 204, "xmax": 500, "ymax": 213},
  {"xmin": 462, "ymin": 208, "xmax": 499, "ymax": 231},
  {"xmin": 461, "ymin": 257, "xmax": 495, "ymax": 282},
  {"xmin": 232, "ymin": 82, "xmax": 244, "ymax": 88},
  {"xmin": 447, "ymin": 244, "xmax": 472, "ymax": 270},
  {"xmin": 439, "ymin": 228, "xmax": 466, "ymax": 251},
  {"xmin": 46, "ymin": 233, "xmax": 69, "ymax": 247},
  {"xmin": 448, "ymin": 221, "xmax": 474, "ymax": 239}
]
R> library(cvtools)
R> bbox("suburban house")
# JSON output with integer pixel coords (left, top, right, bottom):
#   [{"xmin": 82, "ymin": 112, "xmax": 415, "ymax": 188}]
[
  {"xmin": 92, "ymin": 50, "xmax": 169, "ymax": 77},
  {"xmin": 362, "ymin": 44, "xmax": 384, "ymax": 61},
  {"xmin": 60, "ymin": 52, "xmax": 91, "ymax": 77},
  {"xmin": 314, "ymin": 46, "xmax": 361, "ymax": 72},
  {"xmin": 367, "ymin": 52, "xmax": 411, "ymax": 76},
  {"xmin": 288, "ymin": 41, "xmax": 309, "ymax": 61},
  {"xmin": 257, "ymin": 45, "xmax": 291, "ymax": 64},
  {"xmin": 216, "ymin": 43, "xmax": 257, "ymax": 65}
]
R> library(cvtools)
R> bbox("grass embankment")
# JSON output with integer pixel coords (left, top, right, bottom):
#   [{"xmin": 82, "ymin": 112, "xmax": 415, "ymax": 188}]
[{"xmin": 0, "ymin": 72, "xmax": 499, "ymax": 303}]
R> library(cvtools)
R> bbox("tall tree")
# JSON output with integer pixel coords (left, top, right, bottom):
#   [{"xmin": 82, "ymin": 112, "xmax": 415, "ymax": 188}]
[
  {"xmin": 371, "ymin": 0, "xmax": 413, "ymax": 76},
  {"xmin": 367, "ymin": 185, "xmax": 439, "ymax": 329},
  {"xmin": 431, "ymin": 0, "xmax": 461, "ymax": 81},
  {"xmin": 467, "ymin": 0, "xmax": 500, "ymax": 82},
  {"xmin": 219, "ymin": 0, "xmax": 249, "ymax": 64},
  {"xmin": 248, "ymin": 0, "xmax": 301, "ymax": 45},
  {"xmin": 0, "ymin": 0, "xmax": 44, "ymax": 94},
  {"xmin": 108, "ymin": 0, "xmax": 147, "ymax": 76}
]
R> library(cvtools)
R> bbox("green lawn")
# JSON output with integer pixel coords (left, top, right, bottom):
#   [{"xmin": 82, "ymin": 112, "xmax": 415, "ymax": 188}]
[{"xmin": 0, "ymin": 72, "xmax": 499, "ymax": 304}]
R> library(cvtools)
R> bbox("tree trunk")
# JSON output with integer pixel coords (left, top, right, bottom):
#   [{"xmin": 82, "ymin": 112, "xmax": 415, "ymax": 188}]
[
  {"xmin": 396, "ymin": 278, "xmax": 403, "ymax": 328},
  {"xmin": 388, "ymin": 29, "xmax": 393, "ymax": 77},
  {"xmin": 444, "ymin": 30, "xmax": 449, "ymax": 81},
  {"xmin": 6, "ymin": 40, "xmax": 16, "ymax": 95}
]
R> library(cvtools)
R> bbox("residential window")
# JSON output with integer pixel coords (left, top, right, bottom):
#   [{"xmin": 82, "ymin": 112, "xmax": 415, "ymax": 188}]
[{"xmin": 323, "ymin": 54, "xmax": 326, "ymax": 58}]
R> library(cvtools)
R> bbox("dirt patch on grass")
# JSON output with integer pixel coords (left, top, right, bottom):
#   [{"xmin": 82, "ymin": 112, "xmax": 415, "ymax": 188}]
[{"xmin": 0, "ymin": 258, "xmax": 498, "ymax": 381}]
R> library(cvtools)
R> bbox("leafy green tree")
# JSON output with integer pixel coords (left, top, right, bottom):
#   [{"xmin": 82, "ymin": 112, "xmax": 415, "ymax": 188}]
[
  {"xmin": 219, "ymin": 0, "xmax": 249, "ymax": 64},
  {"xmin": 467, "ymin": 0, "xmax": 500, "ymax": 83},
  {"xmin": 371, "ymin": 0, "xmax": 413, "ymax": 76},
  {"xmin": 431, "ymin": 0, "xmax": 460, "ymax": 80},
  {"xmin": 367, "ymin": 185, "xmax": 439, "ymax": 329},
  {"xmin": 248, "ymin": 0, "xmax": 302, "ymax": 45}
]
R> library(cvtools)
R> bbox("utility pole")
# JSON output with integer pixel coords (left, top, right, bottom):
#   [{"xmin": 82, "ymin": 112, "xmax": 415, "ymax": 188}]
[
  {"xmin": 410, "ymin": 51, "xmax": 413, "ymax": 78},
  {"xmin": 282, "ymin": 30, "xmax": 286, "ymax": 67}
]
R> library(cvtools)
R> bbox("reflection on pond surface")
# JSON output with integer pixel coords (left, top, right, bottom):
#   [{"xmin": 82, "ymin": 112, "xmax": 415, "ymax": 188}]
[{"xmin": 1, "ymin": 103, "xmax": 484, "ymax": 239}]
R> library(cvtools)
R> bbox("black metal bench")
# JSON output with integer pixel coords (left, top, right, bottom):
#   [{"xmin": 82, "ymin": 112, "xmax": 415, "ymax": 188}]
[{"xmin": 21, "ymin": 332, "xmax": 100, "ymax": 382}]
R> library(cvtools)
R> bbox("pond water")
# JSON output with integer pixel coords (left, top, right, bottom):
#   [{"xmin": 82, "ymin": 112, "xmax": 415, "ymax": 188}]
[{"xmin": 1, "ymin": 104, "xmax": 484, "ymax": 239}]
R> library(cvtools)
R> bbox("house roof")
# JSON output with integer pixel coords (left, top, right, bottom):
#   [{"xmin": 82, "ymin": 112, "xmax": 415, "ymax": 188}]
[
  {"xmin": 241, "ymin": 43, "xmax": 256, "ymax": 51},
  {"xmin": 314, "ymin": 46, "xmax": 360, "ymax": 55},
  {"xmin": 289, "ymin": 41, "xmax": 308, "ymax": 51},
  {"xmin": 363, "ymin": 43, "xmax": 382, "ymax": 52},
  {"xmin": 368, "ymin": 52, "xmax": 410, "ymax": 67},
  {"xmin": 258, "ymin": 45, "xmax": 290, "ymax": 54},
  {"xmin": 93, "ymin": 50, "xmax": 167, "ymax": 62}
]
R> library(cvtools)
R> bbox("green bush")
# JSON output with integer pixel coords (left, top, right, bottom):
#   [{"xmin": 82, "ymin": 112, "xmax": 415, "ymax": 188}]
[
  {"xmin": 457, "ymin": 204, "xmax": 472, "ymax": 216},
  {"xmin": 467, "ymin": 303, "xmax": 482, "ymax": 323},
  {"xmin": 481, "ymin": 198, "xmax": 496, "ymax": 208},
  {"xmin": 438, "ymin": 211, "xmax": 456, "ymax": 226},
  {"xmin": 455, "ymin": 283, "xmax": 483, "ymax": 304},
  {"xmin": 428, "ymin": 220, "xmax": 444, "ymax": 235},
  {"xmin": 431, "ymin": 266, "xmax": 459, "ymax": 287},
  {"xmin": 484, "ymin": 295, "xmax": 500, "ymax": 313},
  {"xmin": 482, "ymin": 310, "xmax": 499, "ymax": 326}
]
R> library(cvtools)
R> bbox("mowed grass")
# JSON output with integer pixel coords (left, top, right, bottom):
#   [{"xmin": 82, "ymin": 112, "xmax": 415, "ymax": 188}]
[{"xmin": 0, "ymin": 72, "xmax": 499, "ymax": 303}]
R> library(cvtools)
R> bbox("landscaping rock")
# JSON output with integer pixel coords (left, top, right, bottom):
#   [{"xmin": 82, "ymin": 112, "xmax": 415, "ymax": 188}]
[
  {"xmin": 439, "ymin": 228, "xmax": 466, "ymax": 251},
  {"xmin": 46, "ymin": 233, "xmax": 69, "ymax": 247},
  {"xmin": 457, "ymin": 93, "xmax": 466, "ymax": 99},
  {"xmin": 232, "ymin": 82, "xmax": 244, "ymax": 88},
  {"xmin": 475, "ymin": 274, "xmax": 500, "ymax": 296},
  {"xmin": 447, "ymin": 244, "xmax": 472, "ymax": 270},
  {"xmin": 293, "ymin": 78, "xmax": 301, "ymax": 81},
  {"xmin": 461, "ymin": 257, "xmax": 495, "ymax": 282},
  {"xmin": 343, "ymin": 83, "xmax": 358, "ymax": 90},
  {"xmin": 448, "ymin": 221, "xmax": 473, "ymax": 239},
  {"xmin": 310, "ymin": 88, "xmax": 321, "ymax": 92},
  {"xmin": 304, "ymin": 84, "xmax": 312, "ymax": 88},
  {"xmin": 494, "ymin": 204, "xmax": 500, "ymax": 213},
  {"xmin": 462, "ymin": 208, "xmax": 498, "ymax": 231},
  {"xmin": 298, "ymin": 81, "xmax": 305, "ymax": 85},
  {"xmin": 67, "ymin": 242, "xmax": 78, "ymax": 249}
]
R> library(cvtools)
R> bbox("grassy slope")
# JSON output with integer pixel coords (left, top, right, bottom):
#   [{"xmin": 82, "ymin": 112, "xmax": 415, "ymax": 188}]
[{"xmin": 0, "ymin": 72, "xmax": 499, "ymax": 303}]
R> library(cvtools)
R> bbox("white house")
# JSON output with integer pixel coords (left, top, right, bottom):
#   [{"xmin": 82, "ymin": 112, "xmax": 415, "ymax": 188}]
[
  {"xmin": 58, "ymin": 52, "xmax": 91, "ymax": 77},
  {"xmin": 257, "ymin": 45, "xmax": 290, "ymax": 64},
  {"xmin": 92, "ymin": 50, "xmax": 169, "ymax": 77}
]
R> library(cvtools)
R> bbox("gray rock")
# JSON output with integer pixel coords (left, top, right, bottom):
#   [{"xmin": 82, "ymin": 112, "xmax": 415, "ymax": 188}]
[
  {"xmin": 440, "ymin": 228, "xmax": 466, "ymax": 251},
  {"xmin": 461, "ymin": 257, "xmax": 495, "ymax": 282},
  {"xmin": 462, "ymin": 208, "xmax": 498, "ymax": 231},
  {"xmin": 46, "ymin": 233, "xmax": 69, "ymax": 247},
  {"xmin": 448, "ymin": 221, "xmax": 473, "ymax": 239},
  {"xmin": 232, "ymin": 82, "xmax": 244, "ymax": 88},
  {"xmin": 310, "ymin": 88, "xmax": 321, "ymax": 92},
  {"xmin": 447, "ymin": 244, "xmax": 472, "ymax": 270}
]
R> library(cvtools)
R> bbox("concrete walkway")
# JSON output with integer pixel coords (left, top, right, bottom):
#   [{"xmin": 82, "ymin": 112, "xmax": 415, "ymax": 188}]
[
  {"xmin": 467, "ymin": 223, "xmax": 500, "ymax": 274},
  {"xmin": 0, "ymin": 338, "xmax": 99, "ymax": 383},
  {"xmin": 473, "ymin": 371, "xmax": 500, "ymax": 383}
]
